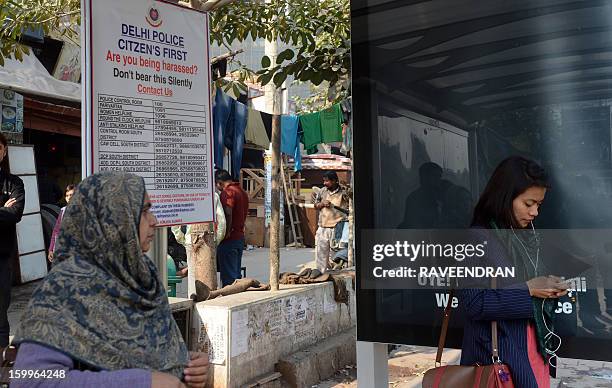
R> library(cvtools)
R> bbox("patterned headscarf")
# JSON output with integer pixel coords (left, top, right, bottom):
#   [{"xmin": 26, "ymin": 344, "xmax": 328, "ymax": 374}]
[{"xmin": 13, "ymin": 173, "xmax": 189, "ymax": 377}]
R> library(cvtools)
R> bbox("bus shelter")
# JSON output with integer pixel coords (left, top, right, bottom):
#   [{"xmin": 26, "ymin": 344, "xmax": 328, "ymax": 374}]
[{"xmin": 352, "ymin": 1, "xmax": 612, "ymax": 384}]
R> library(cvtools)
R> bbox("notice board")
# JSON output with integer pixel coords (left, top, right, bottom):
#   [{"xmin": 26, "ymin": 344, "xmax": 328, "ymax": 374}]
[{"xmin": 82, "ymin": 0, "xmax": 214, "ymax": 226}]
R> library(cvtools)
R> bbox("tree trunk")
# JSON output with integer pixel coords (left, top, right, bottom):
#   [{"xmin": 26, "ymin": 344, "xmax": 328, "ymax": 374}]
[
  {"xmin": 190, "ymin": 222, "xmax": 217, "ymax": 291},
  {"xmin": 265, "ymin": 9, "xmax": 282, "ymax": 291},
  {"xmin": 269, "ymin": 115, "xmax": 281, "ymax": 291}
]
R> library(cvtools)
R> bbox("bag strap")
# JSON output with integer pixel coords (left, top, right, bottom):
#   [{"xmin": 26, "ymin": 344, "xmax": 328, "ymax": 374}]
[
  {"xmin": 435, "ymin": 287, "xmax": 500, "ymax": 365},
  {"xmin": 435, "ymin": 289, "xmax": 454, "ymax": 365},
  {"xmin": 491, "ymin": 277, "xmax": 500, "ymax": 362},
  {"xmin": 491, "ymin": 320, "xmax": 500, "ymax": 361}
]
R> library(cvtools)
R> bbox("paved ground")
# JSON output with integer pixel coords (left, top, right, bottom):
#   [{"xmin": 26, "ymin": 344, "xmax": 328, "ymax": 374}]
[
  {"xmin": 7, "ymin": 279, "xmax": 39, "ymax": 340},
  {"xmin": 316, "ymin": 345, "xmax": 612, "ymax": 388},
  {"xmin": 241, "ymin": 246, "xmax": 316, "ymax": 282}
]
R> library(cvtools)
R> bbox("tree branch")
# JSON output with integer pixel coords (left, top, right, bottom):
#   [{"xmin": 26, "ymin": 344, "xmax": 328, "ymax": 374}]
[
  {"xmin": 211, "ymin": 49, "xmax": 244, "ymax": 64},
  {"xmin": 32, "ymin": 10, "xmax": 80, "ymax": 25},
  {"xmin": 191, "ymin": 0, "xmax": 236, "ymax": 12}
]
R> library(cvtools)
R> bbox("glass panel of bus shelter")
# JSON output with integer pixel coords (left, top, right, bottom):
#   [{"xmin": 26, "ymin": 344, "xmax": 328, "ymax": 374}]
[{"xmin": 352, "ymin": 0, "xmax": 612, "ymax": 360}]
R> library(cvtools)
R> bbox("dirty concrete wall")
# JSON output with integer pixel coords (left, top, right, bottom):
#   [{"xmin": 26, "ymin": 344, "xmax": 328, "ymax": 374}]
[{"xmin": 192, "ymin": 276, "xmax": 356, "ymax": 388}]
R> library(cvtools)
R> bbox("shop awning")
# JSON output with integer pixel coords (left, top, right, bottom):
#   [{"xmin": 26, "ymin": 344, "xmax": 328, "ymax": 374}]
[{"xmin": 0, "ymin": 51, "xmax": 80, "ymax": 103}]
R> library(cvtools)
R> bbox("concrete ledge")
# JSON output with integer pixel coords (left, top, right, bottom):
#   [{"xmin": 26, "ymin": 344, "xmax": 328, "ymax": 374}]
[
  {"xmin": 191, "ymin": 274, "xmax": 356, "ymax": 388},
  {"xmin": 168, "ymin": 296, "xmax": 193, "ymax": 311},
  {"xmin": 244, "ymin": 372, "xmax": 283, "ymax": 388},
  {"xmin": 276, "ymin": 328, "xmax": 356, "ymax": 388}
]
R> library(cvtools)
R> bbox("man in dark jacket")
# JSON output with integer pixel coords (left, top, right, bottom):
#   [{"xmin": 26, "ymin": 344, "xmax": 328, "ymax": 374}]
[{"xmin": 0, "ymin": 133, "xmax": 25, "ymax": 347}]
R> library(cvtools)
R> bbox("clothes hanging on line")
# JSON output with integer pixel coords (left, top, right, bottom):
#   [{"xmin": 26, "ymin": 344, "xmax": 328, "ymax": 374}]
[
  {"xmin": 340, "ymin": 99, "xmax": 351, "ymax": 124},
  {"xmin": 340, "ymin": 100, "xmax": 352, "ymax": 155},
  {"xmin": 213, "ymin": 88, "xmax": 247, "ymax": 180},
  {"xmin": 214, "ymin": 89, "xmax": 351, "ymax": 167},
  {"xmin": 299, "ymin": 111, "xmax": 322, "ymax": 154},
  {"xmin": 281, "ymin": 115, "xmax": 302, "ymax": 171},
  {"xmin": 213, "ymin": 88, "xmax": 230, "ymax": 169},
  {"xmin": 341, "ymin": 123, "xmax": 352, "ymax": 156},
  {"xmin": 245, "ymin": 108, "xmax": 270, "ymax": 149},
  {"xmin": 225, "ymin": 101, "xmax": 247, "ymax": 181},
  {"xmin": 298, "ymin": 103, "xmax": 347, "ymax": 155},
  {"xmin": 320, "ymin": 104, "xmax": 343, "ymax": 144}
]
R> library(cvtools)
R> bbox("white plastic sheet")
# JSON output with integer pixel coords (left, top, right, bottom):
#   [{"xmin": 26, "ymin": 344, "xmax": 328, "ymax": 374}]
[{"xmin": 0, "ymin": 51, "xmax": 80, "ymax": 102}]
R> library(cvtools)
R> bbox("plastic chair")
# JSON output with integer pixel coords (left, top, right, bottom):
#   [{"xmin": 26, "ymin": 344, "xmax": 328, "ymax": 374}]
[{"xmin": 167, "ymin": 256, "xmax": 183, "ymax": 297}]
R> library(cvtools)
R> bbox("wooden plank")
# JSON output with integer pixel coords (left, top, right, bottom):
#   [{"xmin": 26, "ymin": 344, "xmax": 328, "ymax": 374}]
[
  {"xmin": 241, "ymin": 168, "xmax": 266, "ymax": 200},
  {"xmin": 244, "ymin": 216, "xmax": 265, "ymax": 247}
]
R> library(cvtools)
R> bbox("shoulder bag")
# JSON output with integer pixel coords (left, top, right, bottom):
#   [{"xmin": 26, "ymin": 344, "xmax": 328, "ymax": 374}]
[{"xmin": 422, "ymin": 289, "xmax": 515, "ymax": 388}]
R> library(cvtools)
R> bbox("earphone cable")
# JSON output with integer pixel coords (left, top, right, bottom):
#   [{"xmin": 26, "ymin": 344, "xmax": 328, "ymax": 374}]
[
  {"xmin": 542, "ymin": 297, "xmax": 562, "ymax": 368},
  {"xmin": 511, "ymin": 222, "xmax": 539, "ymax": 274}
]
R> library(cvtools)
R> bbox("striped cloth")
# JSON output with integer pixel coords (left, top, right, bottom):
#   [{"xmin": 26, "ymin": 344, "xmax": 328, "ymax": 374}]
[{"xmin": 460, "ymin": 227, "xmax": 550, "ymax": 388}]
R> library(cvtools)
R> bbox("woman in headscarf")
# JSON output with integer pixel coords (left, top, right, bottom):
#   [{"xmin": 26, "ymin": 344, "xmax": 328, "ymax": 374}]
[
  {"xmin": 11, "ymin": 172, "xmax": 208, "ymax": 388},
  {"xmin": 461, "ymin": 156, "xmax": 568, "ymax": 388}
]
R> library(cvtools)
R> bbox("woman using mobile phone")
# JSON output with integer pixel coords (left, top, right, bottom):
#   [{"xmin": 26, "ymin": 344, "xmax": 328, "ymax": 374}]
[
  {"xmin": 462, "ymin": 156, "xmax": 569, "ymax": 388},
  {"xmin": 0, "ymin": 132, "xmax": 25, "ymax": 348}
]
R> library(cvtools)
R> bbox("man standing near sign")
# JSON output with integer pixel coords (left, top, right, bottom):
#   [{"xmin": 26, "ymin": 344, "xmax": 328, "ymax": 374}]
[
  {"xmin": 0, "ymin": 133, "xmax": 25, "ymax": 347},
  {"xmin": 215, "ymin": 169, "xmax": 249, "ymax": 286}
]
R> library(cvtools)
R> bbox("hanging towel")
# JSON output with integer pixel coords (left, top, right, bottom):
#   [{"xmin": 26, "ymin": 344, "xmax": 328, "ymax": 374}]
[
  {"xmin": 299, "ymin": 111, "xmax": 322, "ymax": 154},
  {"xmin": 281, "ymin": 115, "xmax": 302, "ymax": 171},
  {"xmin": 281, "ymin": 115, "xmax": 299, "ymax": 153},
  {"xmin": 320, "ymin": 104, "xmax": 343, "ymax": 143},
  {"xmin": 246, "ymin": 108, "xmax": 270, "ymax": 149}
]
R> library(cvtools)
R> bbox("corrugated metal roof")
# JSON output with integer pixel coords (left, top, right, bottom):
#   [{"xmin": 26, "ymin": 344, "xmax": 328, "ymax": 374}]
[{"xmin": 291, "ymin": 154, "xmax": 352, "ymax": 170}]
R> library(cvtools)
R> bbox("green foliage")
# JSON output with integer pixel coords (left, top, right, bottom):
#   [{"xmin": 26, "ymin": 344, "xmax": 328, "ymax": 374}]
[
  {"xmin": 291, "ymin": 80, "xmax": 349, "ymax": 114},
  {"xmin": 261, "ymin": 55, "xmax": 271, "ymax": 68},
  {"xmin": 0, "ymin": 0, "xmax": 80, "ymax": 66},
  {"xmin": 210, "ymin": 0, "xmax": 351, "ymax": 103},
  {"xmin": 0, "ymin": 0, "xmax": 351, "ymax": 102},
  {"xmin": 292, "ymin": 83, "xmax": 330, "ymax": 113},
  {"xmin": 215, "ymin": 58, "xmax": 257, "ymax": 95}
]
